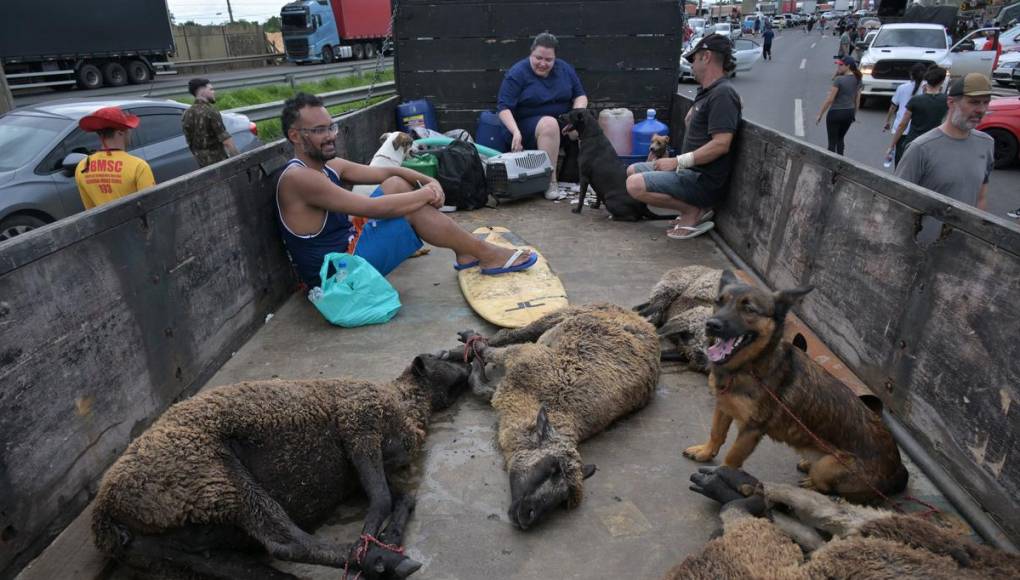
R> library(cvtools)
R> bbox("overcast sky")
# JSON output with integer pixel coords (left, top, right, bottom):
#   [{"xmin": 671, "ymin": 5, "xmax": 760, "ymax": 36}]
[{"xmin": 167, "ymin": 0, "xmax": 283, "ymax": 25}]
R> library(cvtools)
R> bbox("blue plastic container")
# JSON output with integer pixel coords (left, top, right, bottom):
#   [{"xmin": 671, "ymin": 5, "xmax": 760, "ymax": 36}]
[
  {"xmin": 475, "ymin": 111, "xmax": 507, "ymax": 153},
  {"xmin": 631, "ymin": 109, "xmax": 669, "ymax": 156},
  {"xmin": 396, "ymin": 99, "xmax": 438, "ymax": 134}
]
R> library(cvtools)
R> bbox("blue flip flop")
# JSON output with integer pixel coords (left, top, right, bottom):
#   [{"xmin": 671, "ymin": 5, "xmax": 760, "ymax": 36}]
[
  {"xmin": 454, "ymin": 259, "xmax": 480, "ymax": 271},
  {"xmin": 480, "ymin": 249, "xmax": 538, "ymax": 276}
]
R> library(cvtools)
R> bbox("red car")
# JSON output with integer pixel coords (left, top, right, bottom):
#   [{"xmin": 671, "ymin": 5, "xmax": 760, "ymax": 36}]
[{"xmin": 979, "ymin": 96, "xmax": 1020, "ymax": 169}]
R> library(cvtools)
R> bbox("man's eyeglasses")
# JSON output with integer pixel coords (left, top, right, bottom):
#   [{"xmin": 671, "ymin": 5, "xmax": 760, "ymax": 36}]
[{"xmin": 298, "ymin": 122, "xmax": 340, "ymax": 137}]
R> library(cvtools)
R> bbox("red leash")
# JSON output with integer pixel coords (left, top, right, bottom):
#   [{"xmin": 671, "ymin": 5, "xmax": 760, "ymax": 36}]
[
  {"xmin": 748, "ymin": 371, "xmax": 939, "ymax": 517},
  {"xmin": 463, "ymin": 335, "xmax": 488, "ymax": 363},
  {"xmin": 342, "ymin": 534, "xmax": 406, "ymax": 580}
]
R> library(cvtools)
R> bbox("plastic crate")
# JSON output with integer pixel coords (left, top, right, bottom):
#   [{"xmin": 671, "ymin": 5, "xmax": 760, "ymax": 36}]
[{"xmin": 485, "ymin": 151, "xmax": 553, "ymax": 200}]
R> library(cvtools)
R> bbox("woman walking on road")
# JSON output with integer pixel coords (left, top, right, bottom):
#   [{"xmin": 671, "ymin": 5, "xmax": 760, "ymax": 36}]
[{"xmin": 815, "ymin": 55, "xmax": 862, "ymax": 155}]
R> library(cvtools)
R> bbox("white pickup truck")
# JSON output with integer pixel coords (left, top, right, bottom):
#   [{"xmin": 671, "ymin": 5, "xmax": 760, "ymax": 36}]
[{"xmin": 859, "ymin": 23, "xmax": 1002, "ymax": 100}]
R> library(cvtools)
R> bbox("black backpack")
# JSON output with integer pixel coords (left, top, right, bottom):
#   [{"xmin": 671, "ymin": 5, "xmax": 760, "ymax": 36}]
[{"xmin": 435, "ymin": 140, "xmax": 489, "ymax": 210}]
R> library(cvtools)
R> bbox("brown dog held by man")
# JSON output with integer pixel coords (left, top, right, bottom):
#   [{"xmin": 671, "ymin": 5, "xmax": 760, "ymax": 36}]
[
  {"xmin": 683, "ymin": 271, "xmax": 908, "ymax": 503},
  {"xmin": 646, "ymin": 134, "xmax": 670, "ymax": 162}
]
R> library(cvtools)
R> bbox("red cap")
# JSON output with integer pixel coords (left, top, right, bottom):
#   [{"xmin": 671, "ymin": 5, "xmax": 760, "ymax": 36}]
[{"xmin": 78, "ymin": 106, "xmax": 140, "ymax": 132}]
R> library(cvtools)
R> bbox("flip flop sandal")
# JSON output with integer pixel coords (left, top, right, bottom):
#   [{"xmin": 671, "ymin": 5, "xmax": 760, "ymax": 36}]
[
  {"xmin": 666, "ymin": 221, "xmax": 715, "ymax": 240},
  {"xmin": 668, "ymin": 210, "xmax": 714, "ymax": 227},
  {"xmin": 454, "ymin": 259, "xmax": 480, "ymax": 271},
  {"xmin": 480, "ymin": 249, "xmax": 539, "ymax": 276}
]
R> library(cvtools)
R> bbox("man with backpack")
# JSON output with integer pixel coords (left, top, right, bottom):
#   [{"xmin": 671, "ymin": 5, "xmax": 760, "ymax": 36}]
[{"xmin": 274, "ymin": 93, "xmax": 537, "ymax": 289}]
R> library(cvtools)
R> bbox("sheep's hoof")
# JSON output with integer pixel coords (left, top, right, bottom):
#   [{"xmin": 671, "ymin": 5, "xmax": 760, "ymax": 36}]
[
  {"xmin": 394, "ymin": 557, "xmax": 422, "ymax": 578},
  {"xmin": 682, "ymin": 443, "xmax": 718, "ymax": 463},
  {"xmin": 798, "ymin": 476, "xmax": 817, "ymax": 490},
  {"xmin": 796, "ymin": 459, "xmax": 812, "ymax": 473},
  {"xmin": 457, "ymin": 329, "xmax": 479, "ymax": 344}
]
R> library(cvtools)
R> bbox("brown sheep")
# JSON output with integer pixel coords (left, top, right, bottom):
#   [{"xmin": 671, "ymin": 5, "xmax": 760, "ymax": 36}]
[
  {"xmin": 458, "ymin": 303, "xmax": 660, "ymax": 530},
  {"xmin": 666, "ymin": 468, "xmax": 1020, "ymax": 579},
  {"xmin": 91, "ymin": 353, "xmax": 471, "ymax": 580},
  {"xmin": 634, "ymin": 265, "xmax": 721, "ymax": 372}
]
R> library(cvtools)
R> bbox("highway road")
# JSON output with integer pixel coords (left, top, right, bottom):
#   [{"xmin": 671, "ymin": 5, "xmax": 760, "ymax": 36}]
[
  {"xmin": 11, "ymin": 57, "xmax": 394, "ymax": 107},
  {"xmin": 678, "ymin": 28, "xmax": 1020, "ymax": 220}
]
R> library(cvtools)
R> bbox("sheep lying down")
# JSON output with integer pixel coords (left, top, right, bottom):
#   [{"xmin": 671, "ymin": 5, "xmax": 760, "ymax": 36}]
[
  {"xmin": 91, "ymin": 353, "xmax": 471, "ymax": 580},
  {"xmin": 634, "ymin": 265, "xmax": 721, "ymax": 373},
  {"xmin": 458, "ymin": 303, "xmax": 661, "ymax": 530},
  {"xmin": 667, "ymin": 467, "xmax": 1020, "ymax": 579}
]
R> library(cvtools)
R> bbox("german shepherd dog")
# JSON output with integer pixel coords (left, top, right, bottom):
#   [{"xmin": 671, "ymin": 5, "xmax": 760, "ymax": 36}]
[{"xmin": 683, "ymin": 271, "xmax": 908, "ymax": 503}]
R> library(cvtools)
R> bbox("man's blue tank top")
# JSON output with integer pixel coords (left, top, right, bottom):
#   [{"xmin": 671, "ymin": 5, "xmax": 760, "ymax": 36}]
[{"xmin": 275, "ymin": 159, "xmax": 355, "ymax": 287}]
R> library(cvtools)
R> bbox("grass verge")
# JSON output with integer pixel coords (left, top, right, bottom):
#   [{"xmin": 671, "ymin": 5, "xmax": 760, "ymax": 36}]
[
  {"xmin": 254, "ymin": 95, "xmax": 392, "ymax": 141},
  {"xmin": 174, "ymin": 69, "xmax": 393, "ymax": 111}
]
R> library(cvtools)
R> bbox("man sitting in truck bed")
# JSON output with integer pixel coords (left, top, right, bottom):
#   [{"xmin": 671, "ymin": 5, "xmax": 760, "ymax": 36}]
[{"xmin": 274, "ymin": 93, "xmax": 538, "ymax": 289}]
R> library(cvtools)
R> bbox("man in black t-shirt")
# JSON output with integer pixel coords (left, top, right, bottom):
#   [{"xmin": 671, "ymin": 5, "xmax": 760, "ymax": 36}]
[{"xmin": 626, "ymin": 34, "xmax": 742, "ymax": 240}]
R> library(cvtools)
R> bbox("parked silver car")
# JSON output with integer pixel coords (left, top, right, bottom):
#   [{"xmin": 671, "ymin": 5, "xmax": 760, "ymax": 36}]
[
  {"xmin": 680, "ymin": 36, "xmax": 762, "ymax": 81},
  {"xmin": 0, "ymin": 98, "xmax": 262, "ymax": 241}
]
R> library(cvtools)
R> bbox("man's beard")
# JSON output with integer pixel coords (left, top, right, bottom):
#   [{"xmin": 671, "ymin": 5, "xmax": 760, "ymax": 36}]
[
  {"xmin": 302, "ymin": 134, "xmax": 336, "ymax": 163},
  {"xmin": 206, "ymin": 96, "xmax": 216, "ymax": 104},
  {"xmin": 949, "ymin": 107, "xmax": 980, "ymax": 131}
]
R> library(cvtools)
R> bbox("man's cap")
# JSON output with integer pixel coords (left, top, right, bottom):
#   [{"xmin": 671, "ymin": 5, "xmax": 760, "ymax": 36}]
[
  {"xmin": 835, "ymin": 55, "xmax": 856, "ymax": 67},
  {"xmin": 948, "ymin": 73, "xmax": 992, "ymax": 97},
  {"xmin": 78, "ymin": 106, "xmax": 140, "ymax": 132},
  {"xmin": 188, "ymin": 77, "xmax": 211, "ymax": 96},
  {"xmin": 683, "ymin": 34, "xmax": 733, "ymax": 61}
]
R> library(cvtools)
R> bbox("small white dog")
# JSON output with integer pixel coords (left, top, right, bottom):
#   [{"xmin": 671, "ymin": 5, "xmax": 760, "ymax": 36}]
[{"xmin": 351, "ymin": 131, "xmax": 415, "ymax": 196}]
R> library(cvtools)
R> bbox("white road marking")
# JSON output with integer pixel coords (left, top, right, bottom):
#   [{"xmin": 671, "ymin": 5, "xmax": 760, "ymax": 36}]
[
  {"xmin": 811, "ymin": 42, "xmax": 817, "ymax": 48},
  {"xmin": 794, "ymin": 98, "xmax": 805, "ymax": 137},
  {"xmin": 800, "ymin": 58, "xmax": 807, "ymax": 69}
]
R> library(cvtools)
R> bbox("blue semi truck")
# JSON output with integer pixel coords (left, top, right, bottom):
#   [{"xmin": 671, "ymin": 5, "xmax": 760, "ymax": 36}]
[{"xmin": 281, "ymin": 0, "xmax": 391, "ymax": 64}]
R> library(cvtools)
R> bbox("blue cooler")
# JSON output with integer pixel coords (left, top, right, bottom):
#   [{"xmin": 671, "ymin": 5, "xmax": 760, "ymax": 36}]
[
  {"xmin": 396, "ymin": 99, "xmax": 438, "ymax": 134},
  {"xmin": 475, "ymin": 111, "xmax": 507, "ymax": 153},
  {"xmin": 631, "ymin": 109, "xmax": 669, "ymax": 156}
]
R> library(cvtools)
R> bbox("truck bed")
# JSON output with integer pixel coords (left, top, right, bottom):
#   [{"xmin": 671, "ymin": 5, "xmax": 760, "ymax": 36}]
[{"xmin": 15, "ymin": 201, "xmax": 969, "ymax": 580}]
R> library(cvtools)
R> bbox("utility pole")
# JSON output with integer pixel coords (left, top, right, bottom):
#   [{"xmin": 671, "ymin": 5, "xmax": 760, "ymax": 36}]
[
  {"xmin": 0, "ymin": 63, "xmax": 14, "ymax": 115},
  {"xmin": 226, "ymin": 0, "xmax": 235, "ymax": 23}
]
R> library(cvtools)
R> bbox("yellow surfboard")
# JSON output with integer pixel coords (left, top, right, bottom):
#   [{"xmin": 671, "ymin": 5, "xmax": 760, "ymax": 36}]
[{"xmin": 458, "ymin": 226, "xmax": 569, "ymax": 328}]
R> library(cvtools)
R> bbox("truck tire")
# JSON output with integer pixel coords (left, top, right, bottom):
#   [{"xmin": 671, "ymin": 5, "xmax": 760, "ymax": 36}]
[
  {"xmin": 365, "ymin": 43, "xmax": 376, "ymax": 59},
  {"xmin": 102, "ymin": 62, "xmax": 128, "ymax": 87},
  {"xmin": 77, "ymin": 64, "xmax": 104, "ymax": 90},
  {"xmin": 322, "ymin": 45, "xmax": 335, "ymax": 64},
  {"xmin": 986, "ymin": 128, "xmax": 1018, "ymax": 169},
  {"xmin": 0, "ymin": 214, "xmax": 48, "ymax": 242},
  {"xmin": 353, "ymin": 43, "xmax": 365, "ymax": 60},
  {"xmin": 126, "ymin": 60, "xmax": 151, "ymax": 84}
]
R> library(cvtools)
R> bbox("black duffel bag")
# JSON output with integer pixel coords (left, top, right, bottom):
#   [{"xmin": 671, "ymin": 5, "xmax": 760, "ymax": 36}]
[{"xmin": 435, "ymin": 140, "xmax": 489, "ymax": 210}]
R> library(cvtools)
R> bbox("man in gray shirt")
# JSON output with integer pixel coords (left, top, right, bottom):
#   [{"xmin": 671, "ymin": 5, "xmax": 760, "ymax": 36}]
[{"xmin": 894, "ymin": 73, "xmax": 993, "ymax": 210}]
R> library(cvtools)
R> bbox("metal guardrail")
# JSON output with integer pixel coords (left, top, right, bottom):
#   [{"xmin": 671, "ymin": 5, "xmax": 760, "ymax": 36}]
[
  {"xmin": 142, "ymin": 58, "xmax": 393, "ymax": 98},
  {"xmin": 226, "ymin": 81, "xmax": 395, "ymax": 122},
  {"xmin": 171, "ymin": 54, "xmax": 285, "ymax": 68}
]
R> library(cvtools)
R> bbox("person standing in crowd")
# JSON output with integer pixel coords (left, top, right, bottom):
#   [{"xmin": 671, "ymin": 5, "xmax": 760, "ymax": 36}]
[
  {"xmin": 753, "ymin": 16, "xmax": 762, "ymax": 37},
  {"xmin": 820, "ymin": 14, "xmax": 827, "ymax": 34},
  {"xmin": 182, "ymin": 78, "xmax": 239, "ymax": 168},
  {"xmin": 807, "ymin": 15, "xmax": 815, "ymax": 33},
  {"xmin": 762, "ymin": 25, "xmax": 775, "ymax": 60},
  {"xmin": 887, "ymin": 66, "xmax": 948, "ymax": 167},
  {"xmin": 74, "ymin": 106, "xmax": 156, "ymax": 210},
  {"xmin": 815, "ymin": 56, "xmax": 862, "ymax": 156},
  {"xmin": 838, "ymin": 26, "xmax": 852, "ymax": 58},
  {"xmin": 625, "ymin": 34, "xmax": 741, "ymax": 240},
  {"xmin": 883, "ymin": 63, "xmax": 927, "ymax": 164},
  {"xmin": 497, "ymin": 32, "xmax": 587, "ymax": 200},
  {"xmin": 895, "ymin": 73, "xmax": 993, "ymax": 211}
]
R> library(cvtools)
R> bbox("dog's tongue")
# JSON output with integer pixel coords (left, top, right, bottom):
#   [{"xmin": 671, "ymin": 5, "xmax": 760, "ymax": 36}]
[{"xmin": 707, "ymin": 338, "xmax": 736, "ymax": 362}]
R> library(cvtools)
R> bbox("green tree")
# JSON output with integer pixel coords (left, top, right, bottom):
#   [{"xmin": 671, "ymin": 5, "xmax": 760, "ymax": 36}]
[{"xmin": 264, "ymin": 15, "xmax": 282, "ymax": 32}]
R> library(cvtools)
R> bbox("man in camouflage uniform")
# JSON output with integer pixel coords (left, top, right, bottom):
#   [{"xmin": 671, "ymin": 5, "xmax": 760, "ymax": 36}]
[{"xmin": 182, "ymin": 78, "xmax": 239, "ymax": 167}]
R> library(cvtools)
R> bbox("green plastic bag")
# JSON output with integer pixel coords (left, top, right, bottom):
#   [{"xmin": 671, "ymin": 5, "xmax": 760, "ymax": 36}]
[{"xmin": 308, "ymin": 252, "xmax": 401, "ymax": 327}]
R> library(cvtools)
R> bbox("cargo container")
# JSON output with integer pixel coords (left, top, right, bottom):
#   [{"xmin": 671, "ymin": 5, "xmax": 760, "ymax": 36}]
[{"xmin": 281, "ymin": 0, "xmax": 391, "ymax": 64}]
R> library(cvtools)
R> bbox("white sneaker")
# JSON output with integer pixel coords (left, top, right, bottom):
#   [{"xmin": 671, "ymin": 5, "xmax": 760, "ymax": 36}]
[{"xmin": 544, "ymin": 180, "xmax": 565, "ymax": 200}]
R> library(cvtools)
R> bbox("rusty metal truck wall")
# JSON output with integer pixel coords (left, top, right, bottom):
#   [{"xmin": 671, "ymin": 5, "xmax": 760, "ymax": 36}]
[
  {"xmin": 394, "ymin": 0, "xmax": 683, "ymax": 132},
  {"xmin": 716, "ymin": 117, "xmax": 1020, "ymax": 543},
  {"xmin": 0, "ymin": 97, "xmax": 396, "ymax": 577}
]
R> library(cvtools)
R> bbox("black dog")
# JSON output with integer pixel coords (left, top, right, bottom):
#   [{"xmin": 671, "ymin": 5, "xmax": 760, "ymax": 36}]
[{"xmin": 559, "ymin": 108, "xmax": 674, "ymax": 222}]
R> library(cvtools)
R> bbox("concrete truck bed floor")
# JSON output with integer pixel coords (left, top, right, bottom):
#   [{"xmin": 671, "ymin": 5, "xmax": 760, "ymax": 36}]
[{"xmin": 19, "ymin": 200, "xmax": 963, "ymax": 580}]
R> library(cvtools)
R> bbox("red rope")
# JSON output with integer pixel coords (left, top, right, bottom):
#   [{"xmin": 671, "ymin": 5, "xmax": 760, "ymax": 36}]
[
  {"xmin": 749, "ymin": 371, "xmax": 939, "ymax": 517},
  {"xmin": 464, "ymin": 335, "xmax": 488, "ymax": 364},
  {"xmin": 341, "ymin": 534, "xmax": 406, "ymax": 580}
]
